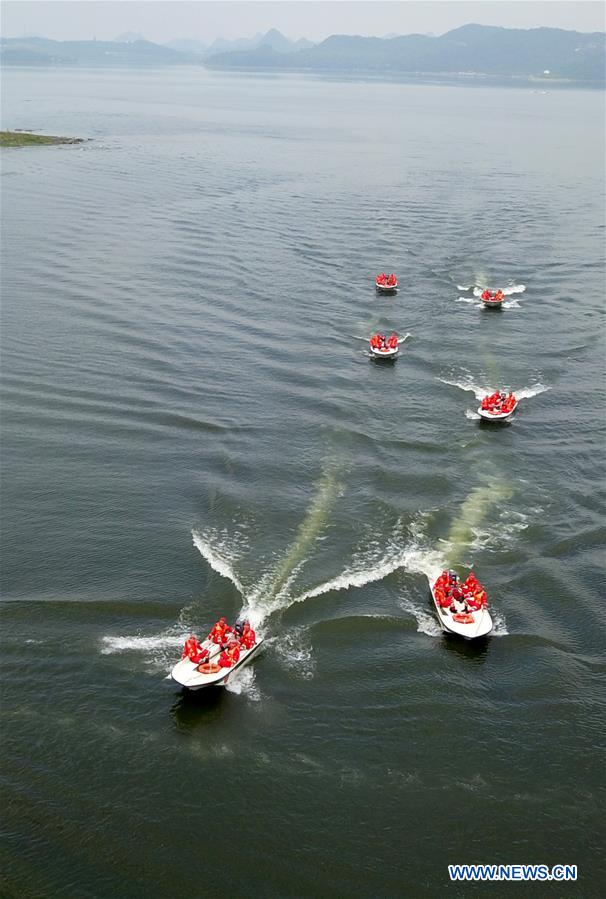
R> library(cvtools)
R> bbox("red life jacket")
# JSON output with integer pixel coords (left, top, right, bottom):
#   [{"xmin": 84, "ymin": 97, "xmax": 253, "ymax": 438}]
[{"xmin": 241, "ymin": 630, "xmax": 255, "ymax": 649}]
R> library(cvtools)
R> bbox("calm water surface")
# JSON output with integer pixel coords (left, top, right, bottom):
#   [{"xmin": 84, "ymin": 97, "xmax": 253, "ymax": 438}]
[{"xmin": 1, "ymin": 68, "xmax": 605, "ymax": 897}]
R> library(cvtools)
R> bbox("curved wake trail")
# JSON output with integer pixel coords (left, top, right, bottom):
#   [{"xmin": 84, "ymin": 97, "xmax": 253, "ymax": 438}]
[
  {"xmin": 516, "ymin": 384, "xmax": 550, "ymax": 400},
  {"xmin": 444, "ymin": 481, "xmax": 514, "ymax": 568},
  {"xmin": 102, "ymin": 473, "xmax": 520, "ymax": 674},
  {"xmin": 472, "ymin": 284, "xmax": 526, "ymax": 297},
  {"xmin": 439, "ymin": 376, "xmax": 491, "ymax": 401},
  {"xmin": 440, "ymin": 376, "xmax": 550, "ymax": 405},
  {"xmin": 191, "ymin": 528, "xmax": 244, "ymax": 594},
  {"xmin": 242, "ymin": 461, "xmax": 344, "ymax": 627}
]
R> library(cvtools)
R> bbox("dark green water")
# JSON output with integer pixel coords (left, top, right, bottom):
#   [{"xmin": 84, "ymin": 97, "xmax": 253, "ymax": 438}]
[{"xmin": 1, "ymin": 68, "xmax": 605, "ymax": 897}]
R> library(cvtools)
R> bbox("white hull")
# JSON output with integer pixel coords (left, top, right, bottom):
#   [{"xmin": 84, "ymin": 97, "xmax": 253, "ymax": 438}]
[
  {"xmin": 370, "ymin": 345, "xmax": 399, "ymax": 359},
  {"xmin": 477, "ymin": 401, "xmax": 518, "ymax": 421},
  {"xmin": 430, "ymin": 585, "xmax": 493, "ymax": 639},
  {"xmin": 481, "ymin": 298, "xmax": 503, "ymax": 308},
  {"xmin": 375, "ymin": 283, "xmax": 398, "ymax": 292},
  {"xmin": 171, "ymin": 639, "xmax": 264, "ymax": 690}
]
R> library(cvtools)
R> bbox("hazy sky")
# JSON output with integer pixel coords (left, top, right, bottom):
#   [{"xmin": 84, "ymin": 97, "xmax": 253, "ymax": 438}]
[{"xmin": 2, "ymin": 1, "xmax": 604, "ymax": 43}]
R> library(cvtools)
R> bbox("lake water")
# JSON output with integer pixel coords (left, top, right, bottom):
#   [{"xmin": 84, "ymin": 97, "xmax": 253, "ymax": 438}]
[{"xmin": 1, "ymin": 67, "xmax": 605, "ymax": 897}]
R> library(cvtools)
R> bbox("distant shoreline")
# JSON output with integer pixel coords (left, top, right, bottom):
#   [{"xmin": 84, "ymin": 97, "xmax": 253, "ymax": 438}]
[
  {"xmin": 0, "ymin": 130, "xmax": 86, "ymax": 147},
  {"xmin": 1, "ymin": 64, "xmax": 602, "ymax": 91},
  {"xmin": 203, "ymin": 65, "xmax": 605, "ymax": 90}
]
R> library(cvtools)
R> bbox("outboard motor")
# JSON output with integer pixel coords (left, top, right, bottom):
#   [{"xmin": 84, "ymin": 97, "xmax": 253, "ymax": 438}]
[{"xmin": 234, "ymin": 617, "xmax": 248, "ymax": 637}]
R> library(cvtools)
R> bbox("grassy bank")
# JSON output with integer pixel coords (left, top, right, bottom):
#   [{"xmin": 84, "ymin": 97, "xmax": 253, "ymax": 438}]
[{"xmin": 0, "ymin": 130, "xmax": 85, "ymax": 147}]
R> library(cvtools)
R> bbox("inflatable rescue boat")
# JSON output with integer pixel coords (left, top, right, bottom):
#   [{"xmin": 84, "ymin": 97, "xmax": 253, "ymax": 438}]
[
  {"xmin": 477, "ymin": 400, "xmax": 518, "ymax": 422},
  {"xmin": 480, "ymin": 290, "xmax": 504, "ymax": 308},
  {"xmin": 477, "ymin": 391, "xmax": 518, "ymax": 422},
  {"xmin": 375, "ymin": 273, "xmax": 398, "ymax": 293},
  {"xmin": 370, "ymin": 344, "xmax": 399, "ymax": 359},
  {"xmin": 430, "ymin": 577, "xmax": 493, "ymax": 640}
]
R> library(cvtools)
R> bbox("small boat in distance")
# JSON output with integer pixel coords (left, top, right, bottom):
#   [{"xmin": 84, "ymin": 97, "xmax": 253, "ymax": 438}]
[
  {"xmin": 480, "ymin": 288, "xmax": 505, "ymax": 308},
  {"xmin": 375, "ymin": 272, "xmax": 398, "ymax": 293},
  {"xmin": 430, "ymin": 570, "xmax": 493, "ymax": 639},
  {"xmin": 369, "ymin": 331, "xmax": 399, "ymax": 360},
  {"xmin": 478, "ymin": 391, "xmax": 518, "ymax": 422}
]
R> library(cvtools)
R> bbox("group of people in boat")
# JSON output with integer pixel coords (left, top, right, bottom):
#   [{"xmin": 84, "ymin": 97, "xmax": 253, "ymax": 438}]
[
  {"xmin": 433, "ymin": 570, "xmax": 488, "ymax": 618},
  {"xmin": 481, "ymin": 289, "xmax": 505, "ymax": 303},
  {"xmin": 370, "ymin": 331, "xmax": 399, "ymax": 351},
  {"xmin": 181, "ymin": 617, "xmax": 257, "ymax": 673},
  {"xmin": 481, "ymin": 390, "xmax": 517, "ymax": 415},
  {"xmin": 376, "ymin": 272, "xmax": 398, "ymax": 287}
]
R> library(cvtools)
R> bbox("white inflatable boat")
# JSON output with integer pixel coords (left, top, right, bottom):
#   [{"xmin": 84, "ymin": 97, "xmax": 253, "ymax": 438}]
[
  {"xmin": 370, "ymin": 344, "xmax": 399, "ymax": 359},
  {"xmin": 481, "ymin": 295, "xmax": 503, "ymax": 308},
  {"xmin": 430, "ymin": 583, "xmax": 493, "ymax": 639},
  {"xmin": 375, "ymin": 277, "xmax": 398, "ymax": 293},
  {"xmin": 477, "ymin": 400, "xmax": 518, "ymax": 421}
]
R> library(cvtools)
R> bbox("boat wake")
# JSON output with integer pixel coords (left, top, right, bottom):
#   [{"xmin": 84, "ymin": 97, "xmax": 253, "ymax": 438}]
[
  {"xmin": 241, "ymin": 460, "xmax": 345, "ymax": 628},
  {"xmin": 101, "ymin": 473, "xmax": 526, "ymax": 677},
  {"xmin": 457, "ymin": 282, "xmax": 525, "ymax": 309},
  {"xmin": 191, "ymin": 527, "xmax": 246, "ymax": 595},
  {"xmin": 470, "ymin": 283, "xmax": 526, "ymax": 297},
  {"xmin": 440, "ymin": 376, "xmax": 550, "ymax": 411}
]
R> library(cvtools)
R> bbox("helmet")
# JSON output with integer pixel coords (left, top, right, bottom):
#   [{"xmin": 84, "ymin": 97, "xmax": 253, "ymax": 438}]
[{"xmin": 448, "ymin": 569, "xmax": 457, "ymax": 579}]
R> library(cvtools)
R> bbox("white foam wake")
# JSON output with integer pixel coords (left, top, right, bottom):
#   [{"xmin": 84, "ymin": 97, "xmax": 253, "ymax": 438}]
[
  {"xmin": 472, "ymin": 283, "xmax": 525, "ymax": 297},
  {"xmin": 192, "ymin": 528, "xmax": 244, "ymax": 593},
  {"xmin": 101, "ymin": 628, "xmax": 192, "ymax": 675},
  {"xmin": 291, "ymin": 517, "xmax": 445, "ymax": 605},
  {"xmin": 440, "ymin": 377, "xmax": 549, "ymax": 405},
  {"xmin": 438, "ymin": 376, "xmax": 491, "ymax": 400},
  {"xmin": 224, "ymin": 666, "xmax": 261, "ymax": 700},
  {"xmin": 398, "ymin": 597, "xmax": 442, "ymax": 637},
  {"xmin": 101, "ymin": 633, "xmax": 186, "ymax": 654},
  {"xmin": 503, "ymin": 284, "xmax": 526, "ymax": 295},
  {"xmin": 516, "ymin": 383, "xmax": 550, "ymax": 400},
  {"xmin": 270, "ymin": 626, "xmax": 316, "ymax": 680}
]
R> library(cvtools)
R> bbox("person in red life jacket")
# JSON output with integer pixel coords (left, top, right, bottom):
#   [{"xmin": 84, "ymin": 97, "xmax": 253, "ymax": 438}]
[
  {"xmin": 387, "ymin": 332, "xmax": 398, "ymax": 349},
  {"xmin": 481, "ymin": 289, "xmax": 491, "ymax": 301},
  {"xmin": 467, "ymin": 588, "xmax": 487, "ymax": 610},
  {"xmin": 182, "ymin": 635, "xmax": 209, "ymax": 664},
  {"xmin": 449, "ymin": 587, "xmax": 469, "ymax": 615},
  {"xmin": 494, "ymin": 289, "xmax": 504, "ymax": 301},
  {"xmin": 464, "ymin": 573, "xmax": 479, "ymax": 594},
  {"xmin": 502, "ymin": 392, "xmax": 516, "ymax": 413},
  {"xmin": 218, "ymin": 649, "xmax": 232, "ymax": 668},
  {"xmin": 240, "ymin": 625, "xmax": 256, "ymax": 650},
  {"xmin": 436, "ymin": 571, "xmax": 448, "ymax": 588},
  {"xmin": 435, "ymin": 588, "xmax": 451, "ymax": 608},
  {"xmin": 208, "ymin": 617, "xmax": 233, "ymax": 645}
]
